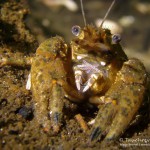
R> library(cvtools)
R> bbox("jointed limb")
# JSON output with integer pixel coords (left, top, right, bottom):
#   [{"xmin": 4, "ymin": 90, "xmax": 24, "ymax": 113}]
[{"xmin": 89, "ymin": 59, "xmax": 147, "ymax": 141}]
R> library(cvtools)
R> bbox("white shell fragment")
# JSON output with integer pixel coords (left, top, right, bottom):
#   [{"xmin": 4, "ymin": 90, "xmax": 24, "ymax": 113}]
[
  {"xmin": 95, "ymin": 19, "xmax": 122, "ymax": 34},
  {"xmin": 119, "ymin": 16, "xmax": 135, "ymax": 27},
  {"xmin": 135, "ymin": 2, "xmax": 150, "ymax": 14},
  {"xmin": 26, "ymin": 73, "xmax": 31, "ymax": 90},
  {"xmin": 63, "ymin": 0, "xmax": 78, "ymax": 11},
  {"xmin": 41, "ymin": 0, "xmax": 78, "ymax": 12}
]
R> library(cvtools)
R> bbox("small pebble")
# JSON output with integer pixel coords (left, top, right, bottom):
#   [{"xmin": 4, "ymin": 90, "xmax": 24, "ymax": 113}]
[
  {"xmin": 17, "ymin": 106, "xmax": 33, "ymax": 120},
  {"xmin": 135, "ymin": 2, "xmax": 150, "ymax": 14},
  {"xmin": 95, "ymin": 19, "xmax": 122, "ymax": 34},
  {"xmin": 119, "ymin": 16, "xmax": 135, "ymax": 27}
]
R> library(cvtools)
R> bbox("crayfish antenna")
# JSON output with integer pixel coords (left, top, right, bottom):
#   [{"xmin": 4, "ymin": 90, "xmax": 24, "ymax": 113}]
[
  {"xmin": 80, "ymin": 0, "xmax": 87, "ymax": 26},
  {"xmin": 99, "ymin": 0, "xmax": 116, "ymax": 29}
]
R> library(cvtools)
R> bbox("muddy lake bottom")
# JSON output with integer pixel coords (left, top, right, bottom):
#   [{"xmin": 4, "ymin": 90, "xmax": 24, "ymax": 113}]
[{"xmin": 0, "ymin": 0, "xmax": 150, "ymax": 149}]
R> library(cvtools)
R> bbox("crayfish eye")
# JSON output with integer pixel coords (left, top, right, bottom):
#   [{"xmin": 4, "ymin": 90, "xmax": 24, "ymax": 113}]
[
  {"xmin": 112, "ymin": 34, "xmax": 121, "ymax": 44},
  {"xmin": 72, "ymin": 25, "xmax": 81, "ymax": 36}
]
